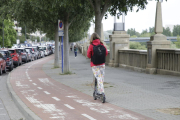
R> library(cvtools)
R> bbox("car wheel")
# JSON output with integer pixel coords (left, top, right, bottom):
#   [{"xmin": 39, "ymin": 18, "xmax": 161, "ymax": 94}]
[
  {"xmin": 17, "ymin": 61, "xmax": 19, "ymax": 67},
  {"xmin": 3, "ymin": 66, "xmax": 7, "ymax": 73},
  {"xmin": 9, "ymin": 64, "xmax": 13, "ymax": 71},
  {"xmin": 0, "ymin": 67, "xmax": 2, "ymax": 75}
]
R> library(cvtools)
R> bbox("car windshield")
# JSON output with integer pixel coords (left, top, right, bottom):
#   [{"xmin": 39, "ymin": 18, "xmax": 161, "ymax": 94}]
[
  {"xmin": 17, "ymin": 49, "xmax": 24, "ymax": 53},
  {"xmin": 0, "ymin": 51, "xmax": 6, "ymax": 57},
  {"xmin": 9, "ymin": 50, "xmax": 15, "ymax": 54},
  {"xmin": 33, "ymin": 48, "xmax": 37, "ymax": 52},
  {"xmin": 40, "ymin": 47, "xmax": 46, "ymax": 50},
  {"xmin": 25, "ymin": 49, "xmax": 31, "ymax": 53}
]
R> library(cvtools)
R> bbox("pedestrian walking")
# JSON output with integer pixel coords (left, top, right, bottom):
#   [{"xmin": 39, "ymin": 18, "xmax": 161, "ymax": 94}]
[
  {"xmin": 87, "ymin": 33, "xmax": 108, "ymax": 95},
  {"xmin": 74, "ymin": 45, "xmax": 78, "ymax": 58}
]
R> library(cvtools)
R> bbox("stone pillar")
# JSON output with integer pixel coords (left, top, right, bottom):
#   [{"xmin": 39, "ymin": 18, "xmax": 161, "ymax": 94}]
[
  {"xmin": 108, "ymin": 31, "xmax": 129, "ymax": 67},
  {"xmin": 101, "ymin": 23, "xmax": 107, "ymax": 46},
  {"xmin": 146, "ymin": 2, "xmax": 170, "ymax": 74}
]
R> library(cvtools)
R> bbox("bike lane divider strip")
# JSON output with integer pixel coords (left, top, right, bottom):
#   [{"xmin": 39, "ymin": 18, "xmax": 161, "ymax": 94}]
[
  {"xmin": 52, "ymin": 97, "xmax": 60, "ymax": 101},
  {"xmin": 37, "ymin": 87, "xmax": 42, "ymax": 89},
  {"xmin": 82, "ymin": 114, "xmax": 96, "ymax": 120},
  {"xmin": 64, "ymin": 104, "xmax": 75, "ymax": 110},
  {"xmin": 44, "ymin": 91, "xmax": 50, "ymax": 94},
  {"xmin": 32, "ymin": 83, "xmax": 37, "ymax": 86}
]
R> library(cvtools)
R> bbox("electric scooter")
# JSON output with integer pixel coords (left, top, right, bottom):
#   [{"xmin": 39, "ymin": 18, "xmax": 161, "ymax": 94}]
[{"xmin": 93, "ymin": 78, "xmax": 106, "ymax": 103}]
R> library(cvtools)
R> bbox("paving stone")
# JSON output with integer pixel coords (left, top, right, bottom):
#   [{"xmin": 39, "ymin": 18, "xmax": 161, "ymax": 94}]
[
  {"xmin": 43, "ymin": 51, "xmax": 180, "ymax": 120},
  {"xmin": 0, "ymin": 74, "xmax": 25, "ymax": 120}
]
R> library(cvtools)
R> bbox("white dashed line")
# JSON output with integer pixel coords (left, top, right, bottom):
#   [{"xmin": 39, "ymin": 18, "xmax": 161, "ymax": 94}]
[
  {"xmin": 64, "ymin": 104, "xmax": 75, "ymax": 109},
  {"xmin": 32, "ymin": 83, "xmax": 37, "ymax": 85},
  {"xmin": 52, "ymin": 97, "xmax": 60, "ymax": 101},
  {"xmin": 44, "ymin": 91, "xmax": 50, "ymax": 94},
  {"xmin": 37, "ymin": 87, "xmax": 42, "ymax": 89},
  {"xmin": 82, "ymin": 114, "xmax": 96, "ymax": 120},
  {"xmin": 28, "ymin": 77, "xmax": 30, "ymax": 79},
  {"xmin": 29, "ymin": 80, "xmax": 32, "ymax": 82}
]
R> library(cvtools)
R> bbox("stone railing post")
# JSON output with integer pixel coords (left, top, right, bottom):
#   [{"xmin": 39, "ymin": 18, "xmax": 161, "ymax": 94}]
[
  {"xmin": 146, "ymin": 2, "xmax": 170, "ymax": 74},
  {"xmin": 108, "ymin": 31, "xmax": 130, "ymax": 67}
]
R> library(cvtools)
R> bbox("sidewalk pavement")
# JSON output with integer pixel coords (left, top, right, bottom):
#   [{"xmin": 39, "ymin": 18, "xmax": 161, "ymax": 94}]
[
  {"xmin": 43, "ymin": 51, "xmax": 180, "ymax": 120},
  {"xmin": 0, "ymin": 73, "xmax": 25, "ymax": 120}
]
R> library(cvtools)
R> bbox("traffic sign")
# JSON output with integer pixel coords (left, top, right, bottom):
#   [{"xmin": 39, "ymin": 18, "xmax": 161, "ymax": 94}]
[
  {"xmin": 58, "ymin": 20, "xmax": 64, "ymax": 31},
  {"xmin": 59, "ymin": 30, "xmax": 64, "ymax": 36},
  {"xmin": 58, "ymin": 20, "xmax": 64, "ymax": 36}
]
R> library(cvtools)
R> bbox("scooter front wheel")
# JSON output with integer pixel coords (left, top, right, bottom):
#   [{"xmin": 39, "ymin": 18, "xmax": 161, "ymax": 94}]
[{"xmin": 101, "ymin": 93, "xmax": 106, "ymax": 103}]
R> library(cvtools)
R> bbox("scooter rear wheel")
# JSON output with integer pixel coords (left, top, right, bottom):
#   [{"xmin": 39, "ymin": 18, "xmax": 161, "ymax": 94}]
[{"xmin": 93, "ymin": 92, "xmax": 97, "ymax": 100}]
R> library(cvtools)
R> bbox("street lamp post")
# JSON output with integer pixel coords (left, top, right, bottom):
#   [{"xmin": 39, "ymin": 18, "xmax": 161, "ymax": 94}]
[{"xmin": 114, "ymin": 12, "xmax": 125, "ymax": 31}]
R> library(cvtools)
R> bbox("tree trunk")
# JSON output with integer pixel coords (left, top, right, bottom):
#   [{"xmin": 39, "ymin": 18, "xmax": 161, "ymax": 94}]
[
  {"xmin": 63, "ymin": 20, "xmax": 70, "ymax": 73},
  {"xmin": 54, "ymin": 25, "xmax": 59, "ymax": 68},
  {"xmin": 94, "ymin": 1, "xmax": 102, "ymax": 37}
]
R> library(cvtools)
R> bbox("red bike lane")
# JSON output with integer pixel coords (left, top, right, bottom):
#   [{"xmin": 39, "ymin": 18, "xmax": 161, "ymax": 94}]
[{"xmin": 9, "ymin": 55, "xmax": 153, "ymax": 120}]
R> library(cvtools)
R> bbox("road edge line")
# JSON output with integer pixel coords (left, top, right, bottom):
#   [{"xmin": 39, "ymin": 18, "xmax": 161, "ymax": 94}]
[{"xmin": 6, "ymin": 72, "xmax": 42, "ymax": 120}]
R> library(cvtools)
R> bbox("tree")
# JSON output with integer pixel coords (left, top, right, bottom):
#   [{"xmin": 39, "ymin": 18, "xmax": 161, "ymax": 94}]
[
  {"xmin": 4, "ymin": 0, "xmax": 94, "ymax": 73},
  {"xmin": 130, "ymin": 42, "xmax": 146, "ymax": 50},
  {"xmin": 127, "ymin": 28, "xmax": 140, "ymax": 37},
  {"xmin": 87, "ymin": 0, "xmax": 165, "ymax": 37},
  {"xmin": 163, "ymin": 27, "xmax": 171, "ymax": 36},
  {"xmin": 0, "ymin": 19, "xmax": 16, "ymax": 47},
  {"xmin": 174, "ymin": 35, "xmax": 180, "ymax": 48},
  {"xmin": 173, "ymin": 25, "xmax": 180, "ymax": 36}
]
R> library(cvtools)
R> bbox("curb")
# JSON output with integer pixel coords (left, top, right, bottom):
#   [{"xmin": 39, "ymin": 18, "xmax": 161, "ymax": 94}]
[{"xmin": 6, "ymin": 73, "xmax": 42, "ymax": 120}]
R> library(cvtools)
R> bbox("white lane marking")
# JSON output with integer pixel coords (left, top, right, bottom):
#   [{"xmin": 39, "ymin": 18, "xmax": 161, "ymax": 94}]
[
  {"xmin": 66, "ymin": 95, "xmax": 78, "ymax": 98},
  {"xmin": 82, "ymin": 114, "xmax": 96, "ymax": 120},
  {"xmin": 26, "ymin": 96, "xmax": 66, "ymax": 119},
  {"xmin": 28, "ymin": 77, "xmax": 30, "ymax": 79},
  {"xmin": 44, "ymin": 91, "xmax": 50, "ymax": 94},
  {"xmin": 32, "ymin": 83, "xmax": 37, "ymax": 85},
  {"xmin": 64, "ymin": 104, "xmax": 75, "ymax": 110},
  {"xmin": 52, "ymin": 97, "xmax": 60, "ymax": 101},
  {"xmin": 37, "ymin": 87, "xmax": 42, "ymax": 89},
  {"xmin": 38, "ymin": 78, "xmax": 54, "ymax": 86},
  {"xmin": 29, "ymin": 80, "xmax": 32, "ymax": 82}
]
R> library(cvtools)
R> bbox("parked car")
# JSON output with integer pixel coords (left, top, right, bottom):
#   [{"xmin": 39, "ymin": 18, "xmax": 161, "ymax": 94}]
[
  {"xmin": 8, "ymin": 49, "xmax": 22, "ymax": 66},
  {"xmin": 48, "ymin": 46, "xmax": 53, "ymax": 55},
  {"xmin": 32, "ymin": 47, "xmax": 41, "ymax": 59},
  {"xmin": 0, "ymin": 50, "xmax": 13, "ymax": 71},
  {"xmin": 39, "ymin": 49, "xmax": 45, "ymax": 58},
  {"xmin": 39, "ymin": 46, "xmax": 49, "ymax": 56},
  {"xmin": 0, "ymin": 53, "xmax": 7, "ymax": 75},
  {"xmin": 16, "ymin": 48, "xmax": 29, "ymax": 63},
  {"xmin": 25, "ymin": 47, "xmax": 38, "ymax": 60},
  {"xmin": 25, "ymin": 48, "xmax": 34, "ymax": 61}
]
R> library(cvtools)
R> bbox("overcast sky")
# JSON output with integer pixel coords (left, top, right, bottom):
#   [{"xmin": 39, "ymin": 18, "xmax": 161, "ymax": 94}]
[{"xmin": 90, "ymin": 0, "xmax": 180, "ymax": 34}]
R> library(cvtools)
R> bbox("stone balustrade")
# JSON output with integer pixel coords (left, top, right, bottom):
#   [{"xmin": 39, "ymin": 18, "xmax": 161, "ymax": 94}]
[
  {"xmin": 157, "ymin": 49, "xmax": 180, "ymax": 76},
  {"xmin": 118, "ymin": 49, "xmax": 147, "ymax": 72}
]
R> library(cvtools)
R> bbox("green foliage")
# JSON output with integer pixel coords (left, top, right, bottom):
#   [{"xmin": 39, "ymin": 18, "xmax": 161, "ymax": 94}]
[
  {"xmin": 130, "ymin": 42, "xmax": 146, "ymax": 50},
  {"xmin": 163, "ymin": 27, "xmax": 171, "ymax": 36},
  {"xmin": 0, "ymin": 19, "xmax": 16, "ymax": 47},
  {"xmin": 170, "ymin": 41, "xmax": 177, "ymax": 49},
  {"xmin": 19, "ymin": 33, "xmax": 26, "ymax": 43},
  {"xmin": 173, "ymin": 25, "xmax": 180, "ymax": 36},
  {"xmin": 174, "ymin": 35, "xmax": 180, "ymax": 48},
  {"xmin": 127, "ymin": 28, "xmax": 140, "ymax": 37}
]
